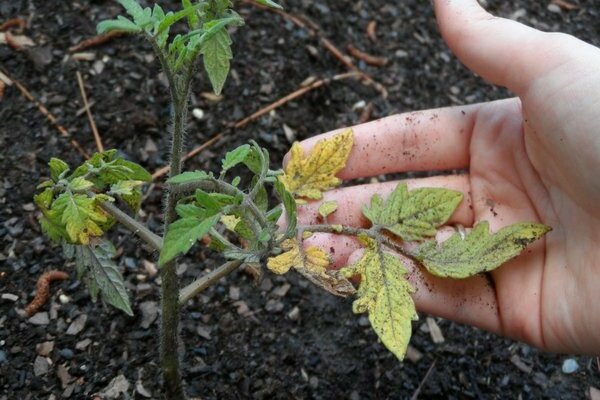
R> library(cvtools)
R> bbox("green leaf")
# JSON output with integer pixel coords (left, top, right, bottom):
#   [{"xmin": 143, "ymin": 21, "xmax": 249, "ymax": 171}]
[
  {"xmin": 255, "ymin": 0, "xmax": 283, "ymax": 9},
  {"xmin": 222, "ymin": 144, "xmax": 250, "ymax": 172},
  {"xmin": 243, "ymin": 148, "xmax": 262, "ymax": 175},
  {"xmin": 52, "ymin": 193, "xmax": 109, "ymax": 245},
  {"xmin": 159, "ymin": 214, "xmax": 221, "ymax": 266},
  {"xmin": 413, "ymin": 221, "xmax": 551, "ymax": 278},
  {"xmin": 39, "ymin": 209, "xmax": 68, "ymax": 243},
  {"xmin": 74, "ymin": 239, "xmax": 133, "ymax": 315},
  {"xmin": 274, "ymin": 180, "xmax": 296, "ymax": 238},
  {"xmin": 117, "ymin": 0, "xmax": 152, "ymax": 28},
  {"xmin": 182, "ymin": 0, "xmax": 200, "ymax": 28},
  {"xmin": 97, "ymin": 16, "xmax": 142, "ymax": 34},
  {"xmin": 167, "ymin": 170, "xmax": 210, "ymax": 185},
  {"xmin": 200, "ymin": 28, "xmax": 233, "ymax": 95},
  {"xmin": 341, "ymin": 236, "xmax": 417, "ymax": 360},
  {"xmin": 176, "ymin": 203, "xmax": 207, "ymax": 219},
  {"xmin": 266, "ymin": 205, "xmax": 283, "ymax": 223},
  {"xmin": 363, "ymin": 183, "xmax": 463, "ymax": 241},
  {"xmin": 49, "ymin": 158, "xmax": 69, "ymax": 182},
  {"xmin": 34, "ymin": 187, "xmax": 54, "ymax": 210},
  {"xmin": 108, "ymin": 180, "xmax": 144, "ymax": 196},
  {"xmin": 68, "ymin": 177, "xmax": 95, "ymax": 192},
  {"xmin": 157, "ymin": 2, "xmax": 204, "ymax": 35}
]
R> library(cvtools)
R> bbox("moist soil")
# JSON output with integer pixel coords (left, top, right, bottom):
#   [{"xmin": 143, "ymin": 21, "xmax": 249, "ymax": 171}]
[{"xmin": 1, "ymin": 0, "xmax": 599, "ymax": 399}]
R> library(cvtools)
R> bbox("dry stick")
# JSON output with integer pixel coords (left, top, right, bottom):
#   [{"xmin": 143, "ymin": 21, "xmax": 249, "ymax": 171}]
[
  {"xmin": 76, "ymin": 71, "xmax": 104, "ymax": 152},
  {"xmin": 0, "ymin": 18, "xmax": 27, "ymax": 32},
  {"xmin": 68, "ymin": 31, "xmax": 123, "ymax": 53},
  {"xmin": 0, "ymin": 68, "xmax": 89, "ymax": 158},
  {"xmin": 346, "ymin": 44, "xmax": 388, "ymax": 67},
  {"xmin": 152, "ymin": 71, "xmax": 359, "ymax": 179},
  {"xmin": 241, "ymin": 0, "xmax": 388, "ymax": 98},
  {"xmin": 410, "ymin": 360, "xmax": 437, "ymax": 400}
]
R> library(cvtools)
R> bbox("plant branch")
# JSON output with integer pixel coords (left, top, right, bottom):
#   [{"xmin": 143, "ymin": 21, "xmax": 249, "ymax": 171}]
[
  {"xmin": 100, "ymin": 201, "xmax": 163, "ymax": 251},
  {"xmin": 179, "ymin": 260, "xmax": 243, "ymax": 304}
]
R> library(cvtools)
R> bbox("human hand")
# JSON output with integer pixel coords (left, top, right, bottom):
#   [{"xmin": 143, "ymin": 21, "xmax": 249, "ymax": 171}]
[{"xmin": 289, "ymin": 0, "xmax": 600, "ymax": 355}]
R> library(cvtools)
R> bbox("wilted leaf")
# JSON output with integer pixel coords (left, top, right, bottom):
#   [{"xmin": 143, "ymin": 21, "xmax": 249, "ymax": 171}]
[
  {"xmin": 255, "ymin": 0, "xmax": 283, "ymax": 9},
  {"xmin": 69, "ymin": 177, "xmax": 95, "ymax": 192},
  {"xmin": 109, "ymin": 180, "xmax": 144, "ymax": 196},
  {"xmin": 363, "ymin": 183, "xmax": 463, "ymax": 241},
  {"xmin": 266, "ymin": 239, "xmax": 354, "ymax": 297},
  {"xmin": 413, "ymin": 221, "xmax": 551, "ymax": 278},
  {"xmin": 159, "ymin": 214, "xmax": 221, "ymax": 266},
  {"xmin": 341, "ymin": 236, "xmax": 417, "ymax": 360},
  {"xmin": 279, "ymin": 129, "xmax": 353, "ymax": 200}
]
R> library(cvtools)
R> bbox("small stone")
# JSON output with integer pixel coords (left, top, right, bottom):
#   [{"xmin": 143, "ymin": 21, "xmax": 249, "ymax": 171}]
[
  {"xmin": 0, "ymin": 350, "xmax": 7, "ymax": 364},
  {"xmin": 265, "ymin": 299, "xmax": 284, "ymax": 313},
  {"xmin": 59, "ymin": 294, "xmax": 70, "ymax": 304},
  {"xmin": 358, "ymin": 316, "xmax": 370, "ymax": 327},
  {"xmin": 426, "ymin": 317, "xmax": 445, "ymax": 344},
  {"xmin": 562, "ymin": 358, "xmax": 579, "ymax": 374},
  {"xmin": 36, "ymin": 341, "xmax": 54, "ymax": 356},
  {"xmin": 282, "ymin": 124, "xmax": 296, "ymax": 143},
  {"xmin": 33, "ymin": 356, "xmax": 50, "ymax": 376},
  {"xmin": 59, "ymin": 348, "xmax": 74, "ymax": 360},
  {"xmin": 287, "ymin": 306, "xmax": 300, "ymax": 321},
  {"xmin": 405, "ymin": 345, "xmax": 423, "ymax": 363},
  {"xmin": 136, "ymin": 380, "xmax": 152, "ymax": 398},
  {"xmin": 272, "ymin": 283, "xmax": 291, "ymax": 297},
  {"xmin": 75, "ymin": 339, "xmax": 92, "ymax": 351},
  {"xmin": 590, "ymin": 387, "xmax": 600, "ymax": 400},
  {"xmin": 350, "ymin": 390, "xmax": 360, "ymax": 400},
  {"xmin": 192, "ymin": 108, "xmax": 205, "ymax": 120},
  {"xmin": 139, "ymin": 301, "xmax": 158, "ymax": 329},
  {"xmin": 28, "ymin": 312, "xmax": 50, "ymax": 326},
  {"xmin": 309, "ymin": 376, "xmax": 319, "ymax": 389},
  {"xmin": 1, "ymin": 293, "xmax": 18, "ymax": 302},
  {"xmin": 259, "ymin": 278, "xmax": 273, "ymax": 292},
  {"xmin": 228, "ymin": 286, "xmax": 240, "ymax": 301},
  {"xmin": 547, "ymin": 3, "xmax": 561, "ymax": 13},
  {"xmin": 101, "ymin": 374, "xmax": 130, "ymax": 399},
  {"xmin": 233, "ymin": 300, "xmax": 251, "ymax": 317},
  {"xmin": 56, "ymin": 364, "xmax": 72, "ymax": 388},
  {"xmin": 136, "ymin": 283, "xmax": 153, "ymax": 296},
  {"xmin": 66, "ymin": 314, "xmax": 87, "ymax": 335},
  {"xmin": 196, "ymin": 325, "xmax": 212, "ymax": 340},
  {"xmin": 143, "ymin": 260, "xmax": 157, "ymax": 277}
]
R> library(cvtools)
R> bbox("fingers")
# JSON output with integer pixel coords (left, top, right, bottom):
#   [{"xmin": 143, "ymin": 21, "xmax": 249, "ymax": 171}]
[
  {"xmin": 300, "ymin": 174, "xmax": 474, "ymax": 268},
  {"xmin": 298, "ymin": 174, "xmax": 474, "ymax": 227},
  {"xmin": 434, "ymin": 0, "xmax": 575, "ymax": 94},
  {"xmin": 286, "ymin": 104, "xmax": 479, "ymax": 180},
  {"xmin": 345, "ymin": 249, "xmax": 503, "ymax": 334}
]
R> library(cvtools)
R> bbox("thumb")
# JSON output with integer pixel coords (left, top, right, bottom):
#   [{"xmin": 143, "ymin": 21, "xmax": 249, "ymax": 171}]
[{"xmin": 434, "ymin": 0, "xmax": 571, "ymax": 94}]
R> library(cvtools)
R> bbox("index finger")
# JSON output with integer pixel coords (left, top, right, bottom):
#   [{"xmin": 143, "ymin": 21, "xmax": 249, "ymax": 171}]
[{"xmin": 287, "ymin": 103, "xmax": 484, "ymax": 180}]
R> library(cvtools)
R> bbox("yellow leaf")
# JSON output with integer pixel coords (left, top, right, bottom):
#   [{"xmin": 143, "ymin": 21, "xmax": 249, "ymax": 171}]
[
  {"xmin": 279, "ymin": 129, "xmax": 354, "ymax": 200},
  {"xmin": 266, "ymin": 239, "xmax": 356, "ymax": 297},
  {"xmin": 341, "ymin": 235, "xmax": 417, "ymax": 360},
  {"xmin": 220, "ymin": 215, "xmax": 240, "ymax": 232}
]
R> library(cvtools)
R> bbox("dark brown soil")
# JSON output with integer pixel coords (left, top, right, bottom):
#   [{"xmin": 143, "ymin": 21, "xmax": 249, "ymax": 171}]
[{"xmin": 1, "ymin": 1, "xmax": 599, "ymax": 399}]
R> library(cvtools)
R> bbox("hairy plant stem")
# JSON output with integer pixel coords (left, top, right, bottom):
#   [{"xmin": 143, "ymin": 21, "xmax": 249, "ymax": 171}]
[
  {"xmin": 100, "ymin": 201, "xmax": 163, "ymax": 251},
  {"xmin": 153, "ymin": 36, "xmax": 190, "ymax": 400}
]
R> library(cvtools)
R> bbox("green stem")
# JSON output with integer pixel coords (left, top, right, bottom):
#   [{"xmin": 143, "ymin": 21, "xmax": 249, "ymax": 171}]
[
  {"xmin": 179, "ymin": 260, "xmax": 242, "ymax": 304},
  {"xmin": 100, "ymin": 201, "xmax": 163, "ymax": 251}
]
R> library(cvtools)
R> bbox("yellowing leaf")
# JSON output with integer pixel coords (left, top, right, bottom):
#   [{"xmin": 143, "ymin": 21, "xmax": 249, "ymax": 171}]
[
  {"xmin": 363, "ymin": 183, "xmax": 463, "ymax": 241},
  {"xmin": 341, "ymin": 235, "xmax": 417, "ymax": 360},
  {"xmin": 413, "ymin": 221, "xmax": 551, "ymax": 278},
  {"xmin": 267, "ymin": 239, "xmax": 355, "ymax": 297},
  {"xmin": 52, "ymin": 193, "xmax": 110, "ymax": 245},
  {"xmin": 220, "ymin": 215, "xmax": 241, "ymax": 232},
  {"xmin": 279, "ymin": 129, "xmax": 354, "ymax": 200},
  {"xmin": 318, "ymin": 201, "xmax": 338, "ymax": 219}
]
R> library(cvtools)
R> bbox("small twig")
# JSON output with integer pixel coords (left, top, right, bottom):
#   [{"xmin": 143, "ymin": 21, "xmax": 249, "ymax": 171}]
[
  {"xmin": 0, "ymin": 18, "xmax": 27, "ymax": 32},
  {"xmin": 68, "ymin": 31, "xmax": 124, "ymax": 53},
  {"xmin": 0, "ymin": 68, "xmax": 89, "ymax": 158},
  {"xmin": 179, "ymin": 260, "xmax": 243, "ymax": 304},
  {"xmin": 410, "ymin": 360, "xmax": 437, "ymax": 400},
  {"xmin": 366, "ymin": 20, "xmax": 378, "ymax": 42},
  {"xmin": 347, "ymin": 44, "xmax": 388, "ymax": 67},
  {"xmin": 100, "ymin": 201, "xmax": 163, "ymax": 251},
  {"xmin": 25, "ymin": 270, "xmax": 69, "ymax": 316},
  {"xmin": 76, "ymin": 71, "xmax": 104, "ymax": 152},
  {"xmin": 152, "ymin": 72, "xmax": 360, "ymax": 179}
]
